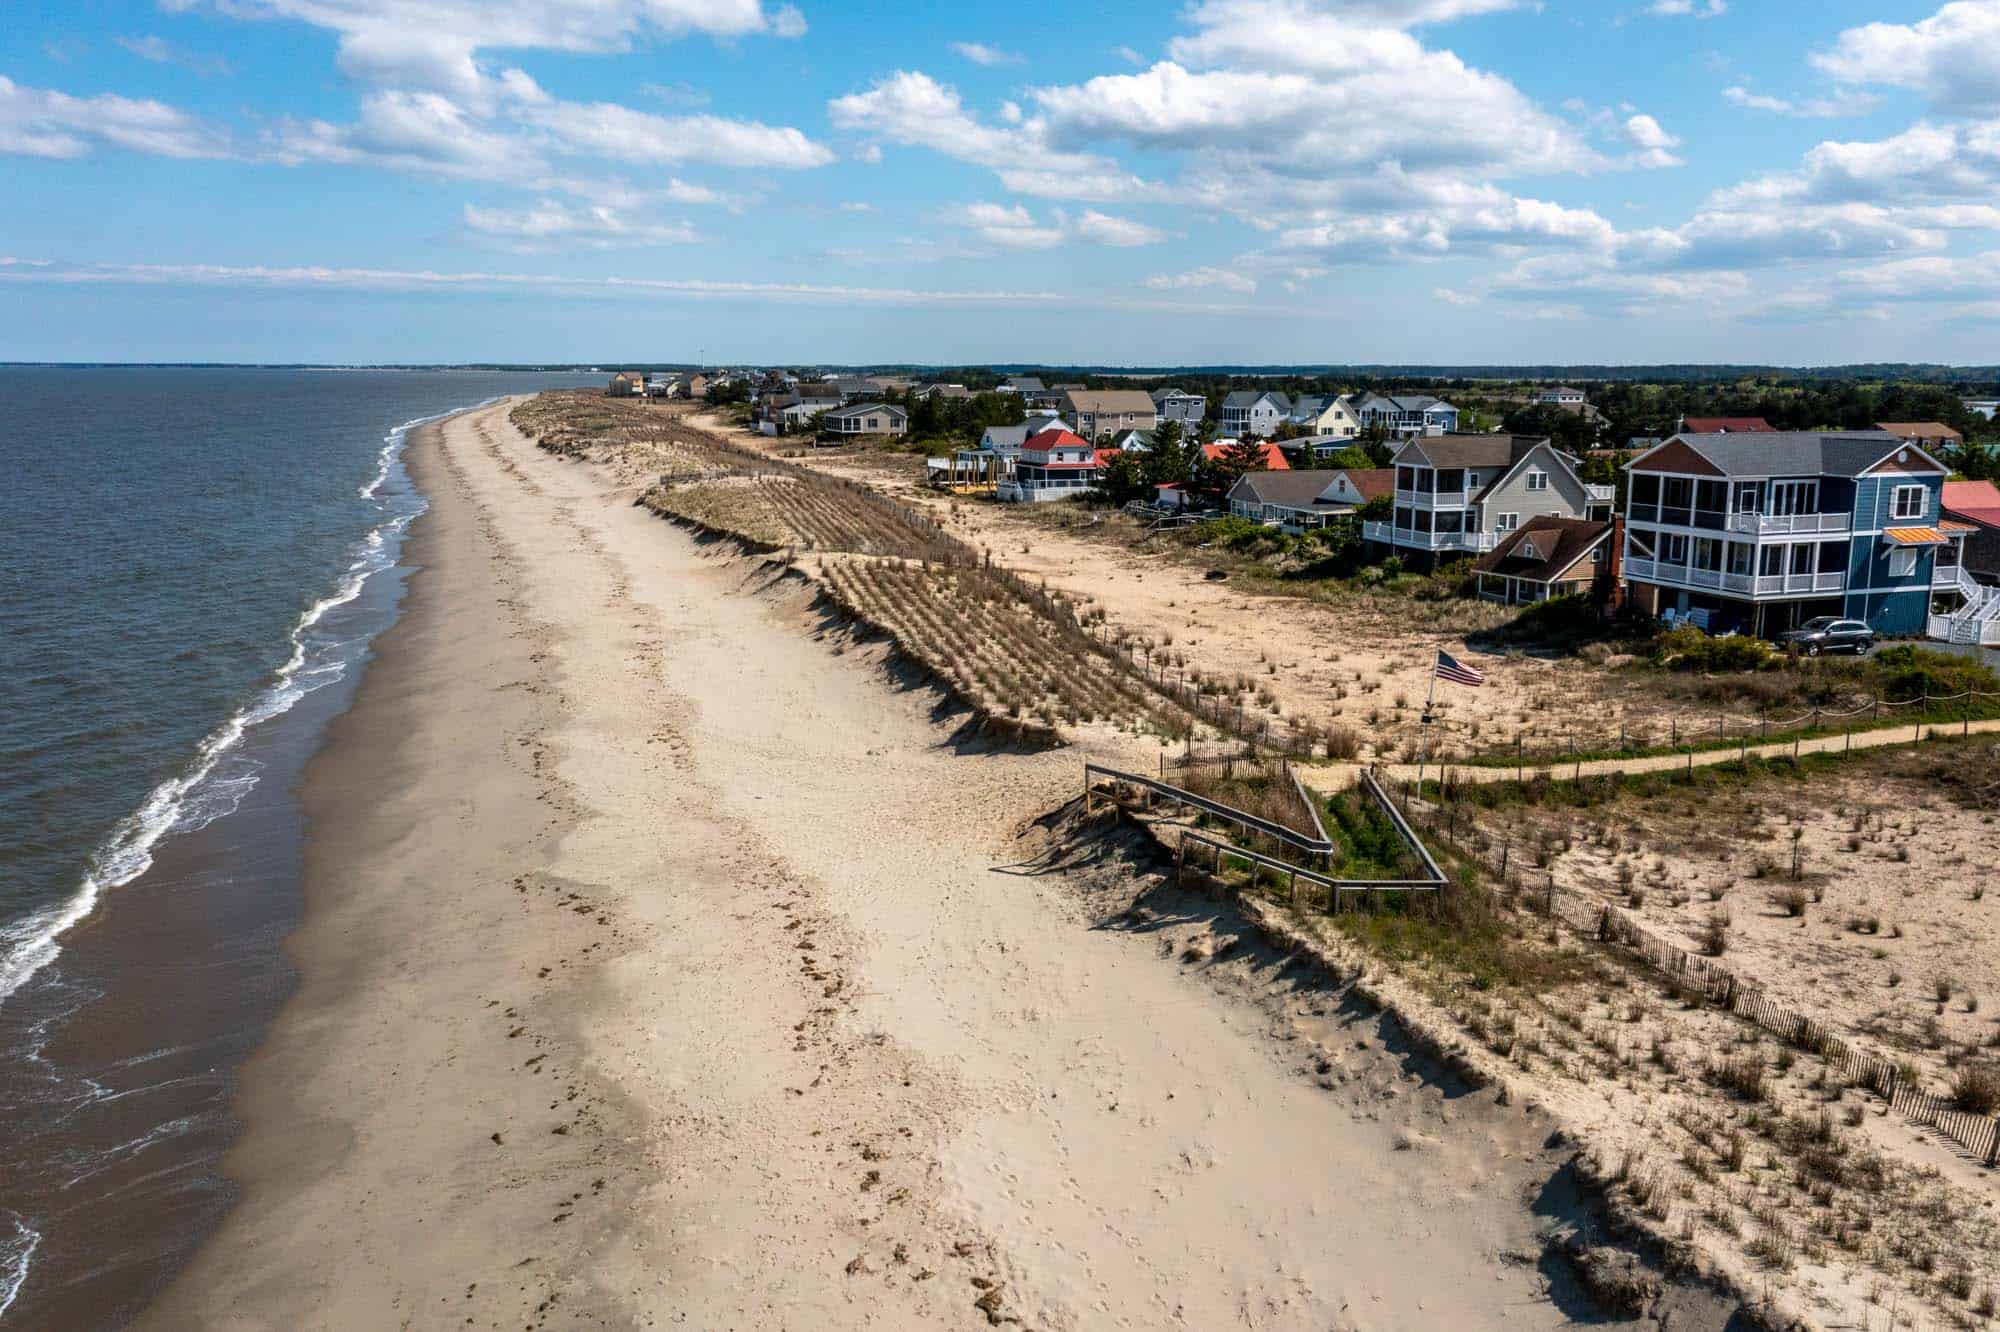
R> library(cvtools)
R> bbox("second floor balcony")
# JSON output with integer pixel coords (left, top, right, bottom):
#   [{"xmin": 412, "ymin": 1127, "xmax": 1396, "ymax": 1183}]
[
  {"xmin": 1394, "ymin": 487, "xmax": 1470, "ymax": 508},
  {"xmin": 1624, "ymin": 556, "xmax": 1846, "ymax": 598},
  {"xmin": 1364, "ymin": 520, "xmax": 1497, "ymax": 553}
]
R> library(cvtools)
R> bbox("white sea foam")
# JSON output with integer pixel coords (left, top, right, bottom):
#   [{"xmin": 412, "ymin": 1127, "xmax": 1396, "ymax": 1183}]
[
  {"xmin": 0, "ymin": 1212, "xmax": 37, "ymax": 1319},
  {"xmin": 0, "ymin": 400, "xmax": 496, "ymax": 1007}
]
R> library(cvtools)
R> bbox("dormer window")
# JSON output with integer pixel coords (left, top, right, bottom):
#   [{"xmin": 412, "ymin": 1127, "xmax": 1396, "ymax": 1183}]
[{"xmin": 1518, "ymin": 538, "xmax": 1539, "ymax": 559}]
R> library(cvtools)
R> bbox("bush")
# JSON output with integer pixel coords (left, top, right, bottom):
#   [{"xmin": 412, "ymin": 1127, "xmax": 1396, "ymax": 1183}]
[
  {"xmin": 1951, "ymin": 1062, "xmax": 2000, "ymax": 1115},
  {"xmin": 1479, "ymin": 593, "xmax": 1606, "ymax": 649},
  {"xmin": 1653, "ymin": 625, "xmax": 1777, "ymax": 673},
  {"xmin": 1870, "ymin": 643, "xmax": 2000, "ymax": 704}
]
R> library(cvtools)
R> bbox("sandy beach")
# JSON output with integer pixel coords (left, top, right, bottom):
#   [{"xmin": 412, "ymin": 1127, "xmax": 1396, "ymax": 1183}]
[{"xmin": 139, "ymin": 399, "xmax": 1732, "ymax": 1330}]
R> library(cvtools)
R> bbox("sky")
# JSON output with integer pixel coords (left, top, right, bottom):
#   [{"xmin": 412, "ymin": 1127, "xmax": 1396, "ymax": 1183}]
[{"xmin": 3, "ymin": 0, "xmax": 1999, "ymax": 366}]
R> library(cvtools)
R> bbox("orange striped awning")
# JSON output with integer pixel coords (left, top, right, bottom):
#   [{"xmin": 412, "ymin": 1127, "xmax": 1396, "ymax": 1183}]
[
  {"xmin": 1941, "ymin": 519, "xmax": 1978, "ymax": 533},
  {"xmin": 1885, "ymin": 526, "xmax": 1948, "ymax": 546}
]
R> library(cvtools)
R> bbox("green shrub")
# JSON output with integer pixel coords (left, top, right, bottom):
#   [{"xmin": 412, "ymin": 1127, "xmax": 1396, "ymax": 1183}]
[
  {"xmin": 1479, "ymin": 593, "xmax": 1604, "ymax": 647},
  {"xmin": 1870, "ymin": 644, "xmax": 2000, "ymax": 703},
  {"xmin": 1653, "ymin": 626, "xmax": 1777, "ymax": 673}
]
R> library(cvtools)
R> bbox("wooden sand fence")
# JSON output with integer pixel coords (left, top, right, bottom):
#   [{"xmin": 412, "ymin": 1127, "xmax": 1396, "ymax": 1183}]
[{"xmin": 1462, "ymin": 821, "xmax": 2000, "ymax": 1170}]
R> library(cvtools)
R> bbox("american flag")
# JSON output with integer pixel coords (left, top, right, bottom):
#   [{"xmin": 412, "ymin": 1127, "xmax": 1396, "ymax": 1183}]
[{"xmin": 1434, "ymin": 650, "xmax": 1485, "ymax": 687}]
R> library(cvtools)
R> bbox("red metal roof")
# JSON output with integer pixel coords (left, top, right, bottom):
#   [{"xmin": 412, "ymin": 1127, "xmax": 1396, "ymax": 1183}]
[
  {"xmin": 1944, "ymin": 480, "xmax": 2000, "ymax": 510},
  {"xmin": 1200, "ymin": 442, "xmax": 1291, "ymax": 470},
  {"xmin": 1024, "ymin": 427, "xmax": 1091, "ymax": 451}
]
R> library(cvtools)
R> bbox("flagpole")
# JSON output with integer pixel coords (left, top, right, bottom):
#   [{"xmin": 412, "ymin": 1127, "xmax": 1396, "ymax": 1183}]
[{"xmin": 1416, "ymin": 650, "xmax": 1440, "ymax": 794}]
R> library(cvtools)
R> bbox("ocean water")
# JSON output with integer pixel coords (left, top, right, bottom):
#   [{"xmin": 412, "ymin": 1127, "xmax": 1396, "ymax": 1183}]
[{"xmin": 0, "ymin": 366, "xmax": 597, "ymax": 1325}]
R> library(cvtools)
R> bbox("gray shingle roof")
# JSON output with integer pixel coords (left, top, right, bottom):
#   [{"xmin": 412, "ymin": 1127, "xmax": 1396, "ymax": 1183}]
[
  {"xmin": 1398, "ymin": 433, "xmax": 1547, "ymax": 470},
  {"xmin": 1228, "ymin": 469, "xmax": 1349, "ymax": 508},
  {"xmin": 1222, "ymin": 389, "xmax": 1290, "ymax": 411},
  {"xmin": 1666, "ymin": 430, "xmax": 1917, "ymax": 478}
]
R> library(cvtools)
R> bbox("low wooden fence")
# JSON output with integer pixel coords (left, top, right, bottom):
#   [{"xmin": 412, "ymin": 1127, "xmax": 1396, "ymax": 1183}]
[{"xmin": 1471, "ymin": 824, "xmax": 2000, "ymax": 1170}]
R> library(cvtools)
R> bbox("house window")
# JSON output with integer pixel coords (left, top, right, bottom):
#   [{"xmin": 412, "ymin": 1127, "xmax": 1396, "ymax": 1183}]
[
  {"xmin": 1524, "ymin": 470, "xmax": 1549, "ymax": 492},
  {"xmin": 1888, "ymin": 548, "xmax": 1918, "ymax": 578},
  {"xmin": 1891, "ymin": 485, "xmax": 1926, "ymax": 521},
  {"xmin": 1494, "ymin": 513, "xmax": 1520, "ymax": 533}
]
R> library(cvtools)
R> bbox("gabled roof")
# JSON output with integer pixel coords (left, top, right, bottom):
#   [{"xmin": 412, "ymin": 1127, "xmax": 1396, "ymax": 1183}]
[
  {"xmin": 825, "ymin": 401, "xmax": 905, "ymax": 421},
  {"xmin": 1061, "ymin": 388, "xmax": 1157, "ymax": 414},
  {"xmin": 1395, "ymin": 433, "xmax": 1547, "ymax": 471},
  {"xmin": 1002, "ymin": 376, "xmax": 1045, "ymax": 391},
  {"xmin": 1682, "ymin": 417, "xmax": 1774, "ymax": 433},
  {"xmin": 1150, "ymin": 386, "xmax": 1202, "ymax": 402},
  {"xmin": 1638, "ymin": 430, "xmax": 1930, "ymax": 479},
  {"xmin": 1024, "ymin": 427, "xmax": 1092, "ymax": 452},
  {"xmin": 1227, "ymin": 469, "xmax": 1353, "ymax": 508},
  {"xmin": 1335, "ymin": 467, "xmax": 1395, "ymax": 502},
  {"xmin": 1359, "ymin": 393, "xmax": 1455, "ymax": 413},
  {"xmin": 1202, "ymin": 442, "xmax": 1290, "ymax": 470},
  {"xmin": 1222, "ymin": 389, "xmax": 1290, "ymax": 411},
  {"xmin": 1472, "ymin": 517, "xmax": 1612, "ymax": 584}
]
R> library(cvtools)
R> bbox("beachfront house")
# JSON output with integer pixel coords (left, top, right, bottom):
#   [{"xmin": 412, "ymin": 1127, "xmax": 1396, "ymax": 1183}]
[
  {"xmin": 822, "ymin": 403, "xmax": 908, "ymax": 438},
  {"xmin": 1062, "ymin": 389, "xmax": 1157, "ymax": 441},
  {"xmin": 931, "ymin": 415, "xmax": 1067, "ymax": 490},
  {"xmin": 997, "ymin": 428, "xmax": 1103, "ymax": 503},
  {"xmin": 1226, "ymin": 467, "xmax": 1392, "ymax": 531},
  {"xmin": 1151, "ymin": 388, "xmax": 1207, "ymax": 426},
  {"xmin": 1619, "ymin": 430, "xmax": 1979, "ymax": 640},
  {"xmin": 1471, "ymin": 517, "xmax": 1617, "ymax": 606},
  {"xmin": 1363, "ymin": 434, "xmax": 1607, "ymax": 566},
  {"xmin": 1219, "ymin": 390, "xmax": 1290, "ymax": 438},
  {"xmin": 1353, "ymin": 393, "xmax": 1459, "ymax": 437},
  {"xmin": 761, "ymin": 386, "xmax": 844, "ymax": 433},
  {"xmin": 608, "ymin": 371, "xmax": 646, "ymax": 398}
]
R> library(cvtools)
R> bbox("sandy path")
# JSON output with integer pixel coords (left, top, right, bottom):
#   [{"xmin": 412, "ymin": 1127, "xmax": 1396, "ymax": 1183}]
[
  {"xmin": 1298, "ymin": 715, "xmax": 2000, "ymax": 797},
  {"xmin": 145, "ymin": 399, "xmax": 1729, "ymax": 1331}
]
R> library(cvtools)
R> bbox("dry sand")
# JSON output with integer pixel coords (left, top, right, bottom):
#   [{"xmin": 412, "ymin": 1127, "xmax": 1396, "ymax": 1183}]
[{"xmin": 141, "ymin": 400, "xmax": 1735, "ymax": 1330}]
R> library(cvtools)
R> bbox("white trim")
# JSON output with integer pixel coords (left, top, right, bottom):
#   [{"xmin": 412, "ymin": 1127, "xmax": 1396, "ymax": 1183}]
[
  {"xmin": 1887, "ymin": 548, "xmax": 1919, "ymax": 578},
  {"xmin": 1890, "ymin": 483, "xmax": 1927, "ymax": 521}
]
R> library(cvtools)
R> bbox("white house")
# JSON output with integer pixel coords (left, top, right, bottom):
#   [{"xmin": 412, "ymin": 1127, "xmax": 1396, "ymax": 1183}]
[{"xmin": 1220, "ymin": 390, "xmax": 1291, "ymax": 438}]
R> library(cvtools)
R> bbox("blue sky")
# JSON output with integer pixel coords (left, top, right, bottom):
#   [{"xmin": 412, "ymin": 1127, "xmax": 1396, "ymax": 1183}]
[{"xmin": 3, "ymin": 0, "xmax": 1998, "ymax": 365}]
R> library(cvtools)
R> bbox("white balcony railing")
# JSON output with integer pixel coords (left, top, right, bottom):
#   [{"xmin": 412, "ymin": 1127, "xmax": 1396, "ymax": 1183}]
[
  {"xmin": 1726, "ymin": 511, "xmax": 1851, "ymax": 536},
  {"xmin": 1626, "ymin": 556, "xmax": 1844, "ymax": 597},
  {"xmin": 1393, "ymin": 488, "xmax": 1470, "ymax": 508},
  {"xmin": 1364, "ymin": 521, "xmax": 1496, "ymax": 552}
]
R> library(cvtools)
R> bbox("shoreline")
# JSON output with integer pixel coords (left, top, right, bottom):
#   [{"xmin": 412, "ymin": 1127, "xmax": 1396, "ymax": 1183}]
[{"xmin": 138, "ymin": 404, "xmax": 647, "ymax": 1328}]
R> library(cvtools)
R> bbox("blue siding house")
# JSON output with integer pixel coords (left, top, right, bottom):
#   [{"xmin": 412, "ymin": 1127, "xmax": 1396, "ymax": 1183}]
[{"xmin": 1620, "ymin": 431, "xmax": 1962, "ymax": 638}]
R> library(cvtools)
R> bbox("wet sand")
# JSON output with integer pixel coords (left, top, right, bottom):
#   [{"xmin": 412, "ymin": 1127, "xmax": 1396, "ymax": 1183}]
[{"xmin": 139, "ymin": 399, "xmax": 1736, "ymax": 1330}]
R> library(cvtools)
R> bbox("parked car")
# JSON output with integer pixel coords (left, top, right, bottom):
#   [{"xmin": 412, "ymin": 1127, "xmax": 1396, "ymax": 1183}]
[{"xmin": 1778, "ymin": 617, "xmax": 1874, "ymax": 656}]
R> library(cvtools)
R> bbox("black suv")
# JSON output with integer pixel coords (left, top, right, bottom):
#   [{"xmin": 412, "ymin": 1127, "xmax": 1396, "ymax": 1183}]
[{"xmin": 1778, "ymin": 617, "xmax": 1874, "ymax": 656}]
